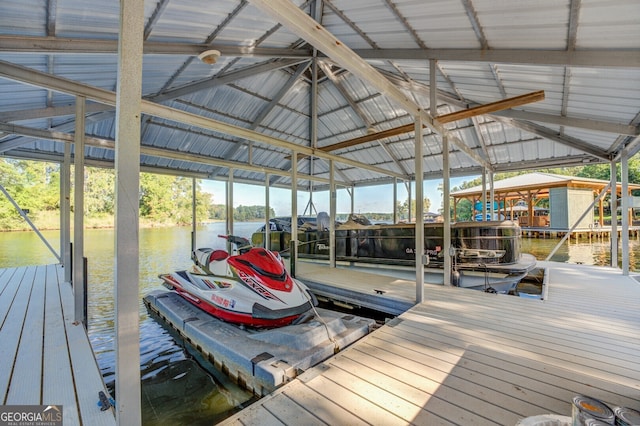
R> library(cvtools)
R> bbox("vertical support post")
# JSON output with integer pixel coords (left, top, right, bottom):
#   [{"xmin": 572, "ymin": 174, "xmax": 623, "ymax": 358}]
[
  {"xmin": 114, "ymin": 0, "xmax": 144, "ymax": 422},
  {"xmin": 610, "ymin": 161, "xmax": 618, "ymax": 268},
  {"xmin": 329, "ymin": 159, "xmax": 336, "ymax": 268},
  {"xmin": 227, "ymin": 169, "xmax": 234, "ymax": 241},
  {"xmin": 350, "ymin": 186, "xmax": 354, "ymax": 215},
  {"xmin": 489, "ymin": 173, "xmax": 495, "ymax": 218},
  {"xmin": 291, "ymin": 150, "xmax": 298, "ymax": 277},
  {"xmin": 265, "ymin": 173, "xmax": 270, "ymax": 251},
  {"xmin": 393, "ymin": 177, "xmax": 398, "ymax": 224},
  {"xmin": 61, "ymin": 141, "xmax": 71, "ymax": 283},
  {"xmin": 481, "ymin": 170, "xmax": 487, "ymax": 220},
  {"xmin": 73, "ymin": 96, "xmax": 85, "ymax": 324},
  {"xmin": 442, "ymin": 135, "xmax": 451, "ymax": 286},
  {"xmin": 415, "ymin": 117, "xmax": 425, "ymax": 303},
  {"xmin": 407, "ymin": 181, "xmax": 413, "ymax": 223},
  {"xmin": 191, "ymin": 178, "xmax": 197, "ymax": 252},
  {"xmin": 621, "ymin": 154, "xmax": 629, "ymax": 275}
]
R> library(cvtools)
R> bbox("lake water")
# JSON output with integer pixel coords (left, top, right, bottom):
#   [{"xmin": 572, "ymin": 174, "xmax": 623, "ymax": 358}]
[
  {"xmin": 0, "ymin": 222, "xmax": 262, "ymax": 425},
  {"xmin": 0, "ymin": 222, "xmax": 638, "ymax": 424}
]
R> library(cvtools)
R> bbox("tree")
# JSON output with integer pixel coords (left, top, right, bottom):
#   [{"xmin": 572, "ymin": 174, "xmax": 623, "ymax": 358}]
[{"xmin": 395, "ymin": 197, "xmax": 431, "ymax": 220}]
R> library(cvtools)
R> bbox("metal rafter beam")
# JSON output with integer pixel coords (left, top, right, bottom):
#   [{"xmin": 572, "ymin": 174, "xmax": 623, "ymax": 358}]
[
  {"xmin": 0, "ymin": 35, "xmax": 311, "ymax": 58},
  {"xmin": 143, "ymin": 0, "xmax": 171, "ymax": 40},
  {"xmin": 0, "ymin": 121, "xmax": 350, "ymax": 187},
  {"xmin": 46, "ymin": 0, "xmax": 57, "ymax": 36},
  {"xmin": 493, "ymin": 109, "xmax": 638, "ymax": 136},
  {"xmin": 2, "ymin": 36, "xmax": 638, "ymax": 68},
  {"xmin": 377, "ymin": 69, "xmax": 640, "ymax": 149},
  {"xmin": 151, "ymin": 58, "xmax": 307, "ymax": 102},
  {"xmin": 249, "ymin": 0, "xmax": 492, "ymax": 171},
  {"xmin": 0, "ymin": 103, "xmax": 111, "ymax": 122},
  {"xmin": 493, "ymin": 116, "xmax": 609, "ymax": 160},
  {"xmin": 208, "ymin": 62, "xmax": 312, "ymax": 178},
  {"xmin": 315, "ymin": 90, "xmax": 545, "ymax": 153},
  {"xmin": 0, "ymin": 60, "xmax": 405, "ymax": 180},
  {"xmin": 324, "ymin": 1, "xmax": 379, "ymax": 49},
  {"xmin": 352, "ymin": 48, "xmax": 640, "ymax": 68},
  {"xmin": 461, "ymin": 0, "xmax": 488, "ymax": 50},
  {"xmin": 318, "ymin": 62, "xmax": 370, "ymax": 128}
]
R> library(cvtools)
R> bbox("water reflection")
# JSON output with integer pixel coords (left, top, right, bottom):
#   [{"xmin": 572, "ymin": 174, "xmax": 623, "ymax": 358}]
[{"xmin": 520, "ymin": 235, "xmax": 640, "ymax": 269}]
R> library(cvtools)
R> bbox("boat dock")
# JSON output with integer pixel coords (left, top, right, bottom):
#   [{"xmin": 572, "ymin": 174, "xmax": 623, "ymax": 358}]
[
  {"xmin": 520, "ymin": 226, "xmax": 640, "ymax": 240},
  {"xmin": 220, "ymin": 261, "xmax": 640, "ymax": 425},
  {"xmin": 143, "ymin": 289, "xmax": 376, "ymax": 396},
  {"xmin": 0, "ymin": 265, "xmax": 115, "ymax": 426}
]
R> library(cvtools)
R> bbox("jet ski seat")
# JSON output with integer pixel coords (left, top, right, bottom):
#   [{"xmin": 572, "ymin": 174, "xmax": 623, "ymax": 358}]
[
  {"xmin": 192, "ymin": 248, "xmax": 230, "ymax": 276},
  {"xmin": 209, "ymin": 250, "xmax": 229, "ymax": 262}
]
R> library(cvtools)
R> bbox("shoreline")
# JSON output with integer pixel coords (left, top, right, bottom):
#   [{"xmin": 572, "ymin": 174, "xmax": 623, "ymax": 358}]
[{"xmin": 0, "ymin": 218, "xmax": 264, "ymax": 233}]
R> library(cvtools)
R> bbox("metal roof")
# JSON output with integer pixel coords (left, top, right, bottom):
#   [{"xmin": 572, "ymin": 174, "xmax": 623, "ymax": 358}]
[
  {"xmin": 0, "ymin": 0, "xmax": 639, "ymax": 191},
  {"xmin": 451, "ymin": 172, "xmax": 640, "ymax": 197}
]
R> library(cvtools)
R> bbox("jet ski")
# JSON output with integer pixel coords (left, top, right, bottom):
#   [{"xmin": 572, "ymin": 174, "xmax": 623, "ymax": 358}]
[{"xmin": 159, "ymin": 234, "xmax": 316, "ymax": 328}]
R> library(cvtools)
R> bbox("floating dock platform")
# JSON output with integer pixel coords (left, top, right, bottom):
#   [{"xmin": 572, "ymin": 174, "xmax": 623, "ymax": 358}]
[{"xmin": 143, "ymin": 290, "xmax": 376, "ymax": 396}]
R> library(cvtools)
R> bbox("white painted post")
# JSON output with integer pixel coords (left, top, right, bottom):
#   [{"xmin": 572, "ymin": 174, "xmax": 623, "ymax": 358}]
[
  {"xmin": 610, "ymin": 161, "xmax": 618, "ymax": 268},
  {"xmin": 227, "ymin": 168, "xmax": 234, "ymax": 240},
  {"xmin": 291, "ymin": 151, "xmax": 298, "ymax": 277},
  {"xmin": 73, "ymin": 96, "xmax": 85, "ymax": 324},
  {"xmin": 265, "ymin": 173, "xmax": 270, "ymax": 251},
  {"xmin": 482, "ymin": 171, "xmax": 487, "ymax": 220},
  {"xmin": 621, "ymin": 154, "xmax": 629, "ymax": 276},
  {"xmin": 490, "ymin": 173, "xmax": 495, "ymax": 218},
  {"xmin": 415, "ymin": 117, "xmax": 425, "ymax": 303},
  {"xmin": 329, "ymin": 159, "xmax": 336, "ymax": 268},
  {"xmin": 393, "ymin": 177, "xmax": 398, "ymax": 224},
  {"xmin": 192, "ymin": 178, "xmax": 197, "ymax": 252},
  {"xmin": 61, "ymin": 141, "xmax": 71, "ymax": 283},
  {"xmin": 114, "ymin": 0, "xmax": 144, "ymax": 422},
  {"xmin": 443, "ymin": 135, "xmax": 451, "ymax": 286}
]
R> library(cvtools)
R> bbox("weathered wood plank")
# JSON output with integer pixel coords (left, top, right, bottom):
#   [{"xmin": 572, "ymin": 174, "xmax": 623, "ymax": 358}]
[
  {"xmin": 0, "ymin": 266, "xmax": 36, "ymax": 403},
  {"xmin": 408, "ymin": 300, "xmax": 640, "ymax": 363},
  {"xmin": 234, "ymin": 403, "xmax": 286, "ymax": 426},
  {"xmin": 398, "ymin": 309, "xmax": 640, "ymax": 386},
  {"xmin": 325, "ymin": 354, "xmax": 460, "ymax": 425},
  {"xmin": 43, "ymin": 264, "xmax": 80, "ymax": 426},
  {"xmin": 5, "ymin": 265, "xmax": 46, "ymax": 404},
  {"xmin": 59, "ymin": 276, "xmax": 116, "ymax": 426},
  {"xmin": 261, "ymin": 393, "xmax": 324, "ymax": 425},
  {"xmin": 276, "ymin": 379, "xmax": 370, "ymax": 425},
  {"xmin": 0, "ymin": 267, "xmax": 23, "ymax": 327},
  {"xmin": 0, "ymin": 267, "xmax": 16, "ymax": 294}
]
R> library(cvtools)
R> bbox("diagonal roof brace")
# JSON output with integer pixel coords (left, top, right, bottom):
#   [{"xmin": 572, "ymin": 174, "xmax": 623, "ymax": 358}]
[{"xmin": 248, "ymin": 0, "xmax": 493, "ymax": 172}]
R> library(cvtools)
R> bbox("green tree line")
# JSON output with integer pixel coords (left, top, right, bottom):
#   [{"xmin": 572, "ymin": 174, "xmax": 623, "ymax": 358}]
[{"xmin": 0, "ymin": 159, "xmax": 273, "ymax": 231}]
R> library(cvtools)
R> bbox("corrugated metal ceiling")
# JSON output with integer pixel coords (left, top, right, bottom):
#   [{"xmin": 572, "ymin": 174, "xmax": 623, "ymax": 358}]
[{"xmin": 0, "ymin": 0, "xmax": 638, "ymax": 192}]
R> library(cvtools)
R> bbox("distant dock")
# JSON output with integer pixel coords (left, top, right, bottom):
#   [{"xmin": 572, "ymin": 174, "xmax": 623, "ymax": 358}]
[{"xmin": 520, "ymin": 226, "xmax": 640, "ymax": 240}]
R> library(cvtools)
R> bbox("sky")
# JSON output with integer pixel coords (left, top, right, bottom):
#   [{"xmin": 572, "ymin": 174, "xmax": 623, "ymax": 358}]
[{"xmin": 201, "ymin": 175, "xmax": 473, "ymax": 217}]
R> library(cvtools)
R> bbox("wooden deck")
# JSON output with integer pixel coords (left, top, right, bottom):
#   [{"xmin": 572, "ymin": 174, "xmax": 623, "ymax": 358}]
[
  {"xmin": 0, "ymin": 265, "xmax": 115, "ymax": 426},
  {"xmin": 220, "ymin": 261, "xmax": 640, "ymax": 425}
]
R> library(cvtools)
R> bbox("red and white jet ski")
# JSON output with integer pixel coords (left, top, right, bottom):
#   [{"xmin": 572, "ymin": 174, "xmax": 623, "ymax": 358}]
[{"xmin": 159, "ymin": 235, "xmax": 316, "ymax": 328}]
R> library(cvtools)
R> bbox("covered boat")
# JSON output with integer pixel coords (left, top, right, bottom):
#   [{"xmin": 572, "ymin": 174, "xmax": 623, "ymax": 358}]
[{"xmin": 252, "ymin": 216, "xmax": 536, "ymax": 284}]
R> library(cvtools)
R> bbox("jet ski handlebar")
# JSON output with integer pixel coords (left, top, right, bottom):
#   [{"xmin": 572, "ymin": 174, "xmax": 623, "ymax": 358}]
[{"xmin": 218, "ymin": 234, "xmax": 252, "ymax": 253}]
